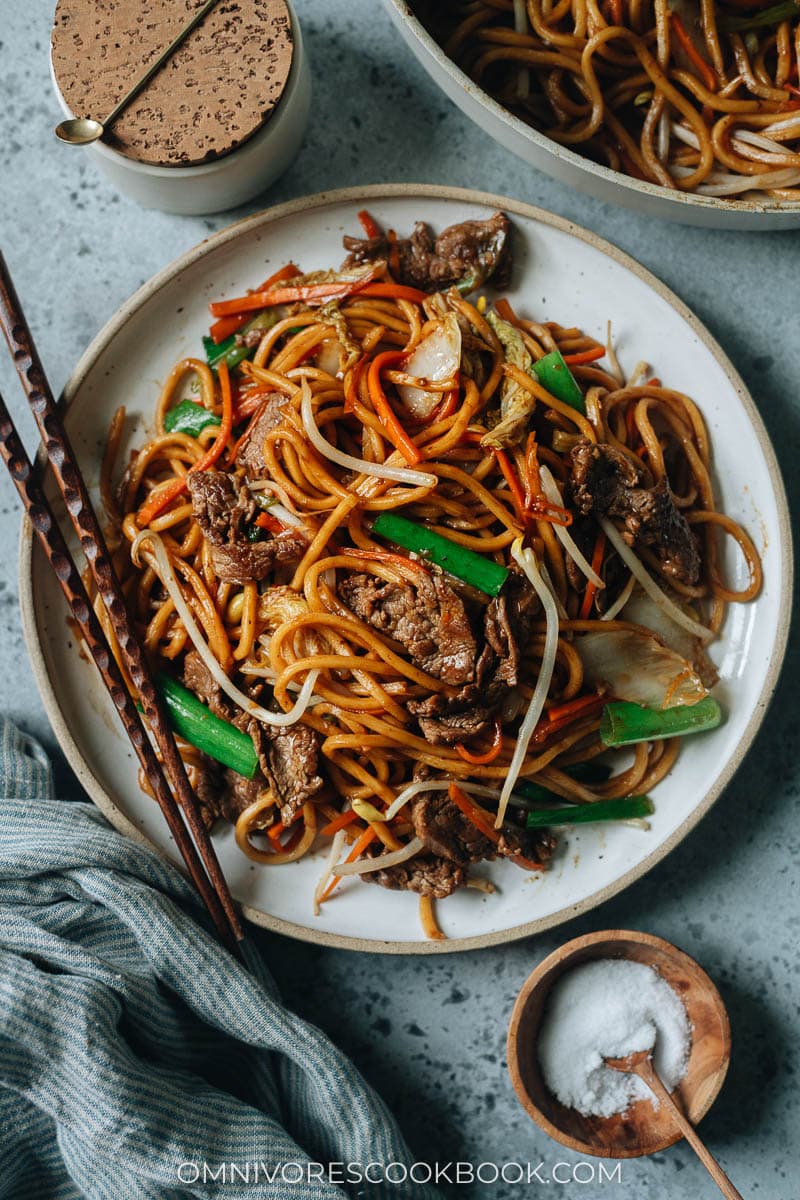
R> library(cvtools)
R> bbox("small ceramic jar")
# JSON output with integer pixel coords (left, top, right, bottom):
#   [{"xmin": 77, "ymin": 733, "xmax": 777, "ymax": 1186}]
[{"xmin": 50, "ymin": 0, "xmax": 310, "ymax": 215}]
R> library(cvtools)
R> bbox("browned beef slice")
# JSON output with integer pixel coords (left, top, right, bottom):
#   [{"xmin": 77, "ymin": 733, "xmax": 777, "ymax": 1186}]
[
  {"xmin": 234, "ymin": 394, "xmax": 290, "ymax": 479},
  {"xmin": 248, "ymin": 719, "xmax": 324, "ymax": 826},
  {"xmin": 342, "ymin": 212, "xmax": 511, "ymax": 293},
  {"xmin": 191, "ymin": 752, "xmax": 264, "ymax": 828},
  {"xmin": 411, "ymin": 792, "xmax": 494, "ymax": 865},
  {"xmin": 338, "ymin": 572, "xmax": 477, "ymax": 685},
  {"xmin": 482, "ymin": 569, "xmax": 539, "ymax": 688},
  {"xmin": 360, "ymin": 844, "xmax": 466, "ymax": 898},
  {"xmin": 569, "ymin": 440, "xmax": 700, "ymax": 585},
  {"xmin": 187, "ymin": 469, "xmax": 307, "ymax": 585},
  {"xmin": 182, "ymin": 650, "xmax": 232, "ymax": 721},
  {"xmin": 497, "ymin": 825, "xmax": 558, "ymax": 870},
  {"xmin": 407, "ymin": 570, "xmax": 537, "ymax": 745}
]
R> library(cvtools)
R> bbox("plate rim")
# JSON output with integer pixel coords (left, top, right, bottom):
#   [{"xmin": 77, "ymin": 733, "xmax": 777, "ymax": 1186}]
[
  {"xmin": 18, "ymin": 182, "xmax": 793, "ymax": 954},
  {"xmin": 383, "ymin": 0, "xmax": 800, "ymax": 221}
]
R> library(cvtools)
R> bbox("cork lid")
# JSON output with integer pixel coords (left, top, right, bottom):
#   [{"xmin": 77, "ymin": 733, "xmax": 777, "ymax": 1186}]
[{"xmin": 51, "ymin": 0, "xmax": 294, "ymax": 167}]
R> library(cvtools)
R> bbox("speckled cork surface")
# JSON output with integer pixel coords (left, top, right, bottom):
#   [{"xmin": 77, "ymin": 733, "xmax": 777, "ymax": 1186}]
[{"xmin": 51, "ymin": 0, "xmax": 293, "ymax": 165}]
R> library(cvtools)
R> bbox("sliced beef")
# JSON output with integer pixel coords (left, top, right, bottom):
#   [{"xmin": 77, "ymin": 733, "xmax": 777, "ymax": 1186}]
[
  {"xmin": 248, "ymin": 718, "xmax": 324, "ymax": 826},
  {"xmin": 569, "ymin": 440, "xmax": 700, "ymax": 585},
  {"xmin": 234, "ymin": 394, "xmax": 290, "ymax": 479},
  {"xmin": 411, "ymin": 791, "xmax": 494, "ymax": 865},
  {"xmin": 338, "ymin": 571, "xmax": 477, "ymax": 686},
  {"xmin": 192, "ymin": 753, "xmax": 264, "ymax": 828},
  {"xmin": 182, "ymin": 650, "xmax": 232, "ymax": 721},
  {"xmin": 187, "ymin": 469, "xmax": 307, "ymax": 585},
  {"xmin": 342, "ymin": 211, "xmax": 511, "ymax": 294},
  {"xmin": 497, "ymin": 824, "xmax": 558, "ymax": 870},
  {"xmin": 360, "ymin": 844, "xmax": 466, "ymax": 898},
  {"xmin": 406, "ymin": 570, "xmax": 538, "ymax": 746}
]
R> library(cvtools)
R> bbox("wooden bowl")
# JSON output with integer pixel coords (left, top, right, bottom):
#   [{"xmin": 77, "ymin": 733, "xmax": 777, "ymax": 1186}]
[{"xmin": 507, "ymin": 930, "xmax": 731, "ymax": 1158}]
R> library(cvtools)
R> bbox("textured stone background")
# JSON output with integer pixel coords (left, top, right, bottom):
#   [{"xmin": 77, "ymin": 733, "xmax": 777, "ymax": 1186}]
[{"xmin": 0, "ymin": 2, "xmax": 798, "ymax": 1196}]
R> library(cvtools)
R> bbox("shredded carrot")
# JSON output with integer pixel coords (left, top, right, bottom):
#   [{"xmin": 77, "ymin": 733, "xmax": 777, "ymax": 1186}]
[
  {"xmin": 320, "ymin": 810, "xmax": 360, "ymax": 837},
  {"xmin": 342, "ymin": 547, "xmax": 430, "ymax": 573},
  {"xmin": 546, "ymin": 693, "xmax": 604, "ymax": 724},
  {"xmin": 448, "ymin": 783, "xmax": 501, "ymax": 844},
  {"xmin": 495, "ymin": 449, "xmax": 527, "ymax": 521},
  {"xmin": 578, "ymin": 531, "xmax": 606, "ymax": 619},
  {"xmin": 255, "ymin": 510, "xmax": 286, "ymax": 535},
  {"xmin": 671, "ymin": 13, "xmax": 718, "ymax": 93},
  {"xmin": 319, "ymin": 826, "xmax": 377, "ymax": 902},
  {"xmin": 646, "ymin": 376, "xmax": 661, "ymax": 387},
  {"xmin": 430, "ymin": 384, "xmax": 460, "ymax": 422},
  {"xmin": 563, "ymin": 345, "xmax": 606, "ymax": 365},
  {"xmin": 456, "ymin": 720, "xmax": 503, "ymax": 765},
  {"xmin": 137, "ymin": 360, "xmax": 234, "ymax": 526},
  {"xmin": 534, "ymin": 694, "xmax": 605, "ymax": 743},
  {"xmin": 208, "ymin": 265, "xmax": 301, "ymax": 341},
  {"xmin": 267, "ymin": 818, "xmax": 303, "ymax": 853},
  {"xmin": 359, "ymin": 282, "xmax": 428, "ymax": 304},
  {"xmin": 367, "ymin": 351, "xmax": 422, "ymax": 465},
  {"xmin": 524, "ymin": 435, "xmax": 573, "ymax": 527},
  {"xmin": 208, "ymin": 266, "xmax": 381, "ymax": 317},
  {"xmin": 357, "ymin": 209, "xmax": 382, "ymax": 239},
  {"xmin": 608, "ymin": 0, "xmax": 624, "ymax": 24},
  {"xmin": 419, "ymin": 895, "xmax": 446, "ymax": 940}
]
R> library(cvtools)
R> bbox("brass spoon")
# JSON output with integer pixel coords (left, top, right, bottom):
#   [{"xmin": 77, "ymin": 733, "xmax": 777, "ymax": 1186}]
[
  {"xmin": 55, "ymin": 0, "xmax": 220, "ymax": 145},
  {"xmin": 605, "ymin": 1050, "xmax": 743, "ymax": 1199}
]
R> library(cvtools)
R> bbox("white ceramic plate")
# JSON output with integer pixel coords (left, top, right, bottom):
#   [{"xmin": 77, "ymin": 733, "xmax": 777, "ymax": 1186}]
[
  {"xmin": 20, "ymin": 185, "xmax": 791, "ymax": 953},
  {"xmin": 383, "ymin": 1, "xmax": 800, "ymax": 231}
]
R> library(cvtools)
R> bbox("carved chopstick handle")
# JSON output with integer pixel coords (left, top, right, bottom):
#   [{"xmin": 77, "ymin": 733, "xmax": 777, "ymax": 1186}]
[{"xmin": 0, "ymin": 254, "xmax": 242, "ymax": 943}]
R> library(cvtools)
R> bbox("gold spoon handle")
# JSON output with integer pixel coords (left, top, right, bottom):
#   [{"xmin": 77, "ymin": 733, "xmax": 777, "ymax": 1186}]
[
  {"xmin": 637, "ymin": 1061, "xmax": 744, "ymax": 1200},
  {"xmin": 103, "ymin": 0, "xmax": 220, "ymax": 129}
]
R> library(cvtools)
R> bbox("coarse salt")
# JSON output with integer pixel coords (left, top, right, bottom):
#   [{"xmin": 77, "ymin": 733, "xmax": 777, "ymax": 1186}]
[{"xmin": 537, "ymin": 958, "xmax": 692, "ymax": 1118}]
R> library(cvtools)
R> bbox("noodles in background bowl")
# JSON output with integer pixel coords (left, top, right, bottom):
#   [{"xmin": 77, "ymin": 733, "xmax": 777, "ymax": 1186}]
[
  {"xmin": 95, "ymin": 209, "xmax": 762, "ymax": 938},
  {"xmin": 413, "ymin": 0, "xmax": 800, "ymax": 200}
]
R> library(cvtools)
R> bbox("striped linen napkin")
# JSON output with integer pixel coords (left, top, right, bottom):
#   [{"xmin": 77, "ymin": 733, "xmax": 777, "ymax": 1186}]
[{"xmin": 0, "ymin": 718, "xmax": 440, "ymax": 1200}]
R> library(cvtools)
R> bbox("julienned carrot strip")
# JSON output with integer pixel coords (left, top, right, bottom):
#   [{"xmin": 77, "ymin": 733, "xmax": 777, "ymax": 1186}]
[
  {"xmin": 255, "ymin": 511, "xmax": 286, "ymax": 535},
  {"xmin": 320, "ymin": 826, "xmax": 378, "ymax": 902},
  {"xmin": 534, "ymin": 695, "xmax": 605, "ymax": 743},
  {"xmin": 208, "ymin": 266, "xmax": 382, "ymax": 317},
  {"xmin": 320, "ymin": 810, "xmax": 360, "ymax": 837},
  {"xmin": 671, "ymin": 12, "xmax": 718, "ymax": 92},
  {"xmin": 430, "ymin": 385, "xmax": 459, "ymax": 422},
  {"xmin": 137, "ymin": 360, "xmax": 234, "ymax": 526},
  {"xmin": 367, "ymin": 351, "xmax": 423, "ymax": 465},
  {"xmin": 456, "ymin": 720, "xmax": 503, "ymax": 765},
  {"xmin": 343, "ymin": 356, "xmax": 366, "ymax": 415},
  {"xmin": 495, "ymin": 449, "xmax": 527, "ymax": 521},
  {"xmin": 646, "ymin": 377, "xmax": 661, "ymax": 387},
  {"xmin": 609, "ymin": 0, "xmax": 623, "ymax": 24},
  {"xmin": 209, "ymin": 264, "xmax": 301, "ymax": 339},
  {"xmin": 358, "ymin": 209, "xmax": 382, "ymax": 239},
  {"xmin": 578, "ymin": 531, "xmax": 607, "ymax": 619},
  {"xmin": 448, "ymin": 783, "xmax": 501, "ymax": 844},
  {"xmin": 359, "ymin": 283, "xmax": 428, "ymax": 303},
  {"xmin": 547, "ymin": 693, "xmax": 604, "ymax": 724},
  {"xmin": 563, "ymin": 346, "xmax": 606, "ymax": 365}
]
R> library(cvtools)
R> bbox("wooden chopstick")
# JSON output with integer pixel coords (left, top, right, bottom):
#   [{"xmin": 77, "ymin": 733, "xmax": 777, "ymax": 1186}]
[{"xmin": 0, "ymin": 253, "xmax": 244, "ymax": 948}]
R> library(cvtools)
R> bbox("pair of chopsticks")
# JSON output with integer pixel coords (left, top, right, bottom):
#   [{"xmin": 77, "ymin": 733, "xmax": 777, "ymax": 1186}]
[{"xmin": 0, "ymin": 253, "xmax": 244, "ymax": 951}]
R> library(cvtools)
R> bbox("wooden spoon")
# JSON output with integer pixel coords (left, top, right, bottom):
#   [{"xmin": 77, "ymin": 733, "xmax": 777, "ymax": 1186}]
[{"xmin": 605, "ymin": 1050, "xmax": 743, "ymax": 1199}]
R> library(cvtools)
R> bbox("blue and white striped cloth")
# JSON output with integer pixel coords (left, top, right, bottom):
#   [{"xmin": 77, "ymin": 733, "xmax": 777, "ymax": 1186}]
[{"xmin": 0, "ymin": 719, "xmax": 439, "ymax": 1199}]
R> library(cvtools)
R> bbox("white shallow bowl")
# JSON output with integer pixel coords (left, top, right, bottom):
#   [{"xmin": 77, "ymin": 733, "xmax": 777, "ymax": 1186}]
[
  {"xmin": 20, "ymin": 185, "xmax": 792, "ymax": 952},
  {"xmin": 383, "ymin": 0, "xmax": 800, "ymax": 231},
  {"xmin": 49, "ymin": 0, "xmax": 311, "ymax": 215}
]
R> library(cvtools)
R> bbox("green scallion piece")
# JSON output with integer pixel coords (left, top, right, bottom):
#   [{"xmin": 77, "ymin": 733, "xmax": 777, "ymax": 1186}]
[
  {"xmin": 525, "ymin": 794, "xmax": 654, "ymax": 828},
  {"xmin": 717, "ymin": 0, "xmax": 797, "ymax": 32},
  {"xmin": 163, "ymin": 399, "xmax": 221, "ymax": 438},
  {"xmin": 203, "ymin": 310, "xmax": 280, "ymax": 372},
  {"xmin": 371, "ymin": 511, "xmax": 509, "ymax": 597},
  {"xmin": 600, "ymin": 697, "xmax": 723, "ymax": 748},
  {"xmin": 158, "ymin": 673, "xmax": 259, "ymax": 778},
  {"xmin": 532, "ymin": 349, "xmax": 586, "ymax": 414}
]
